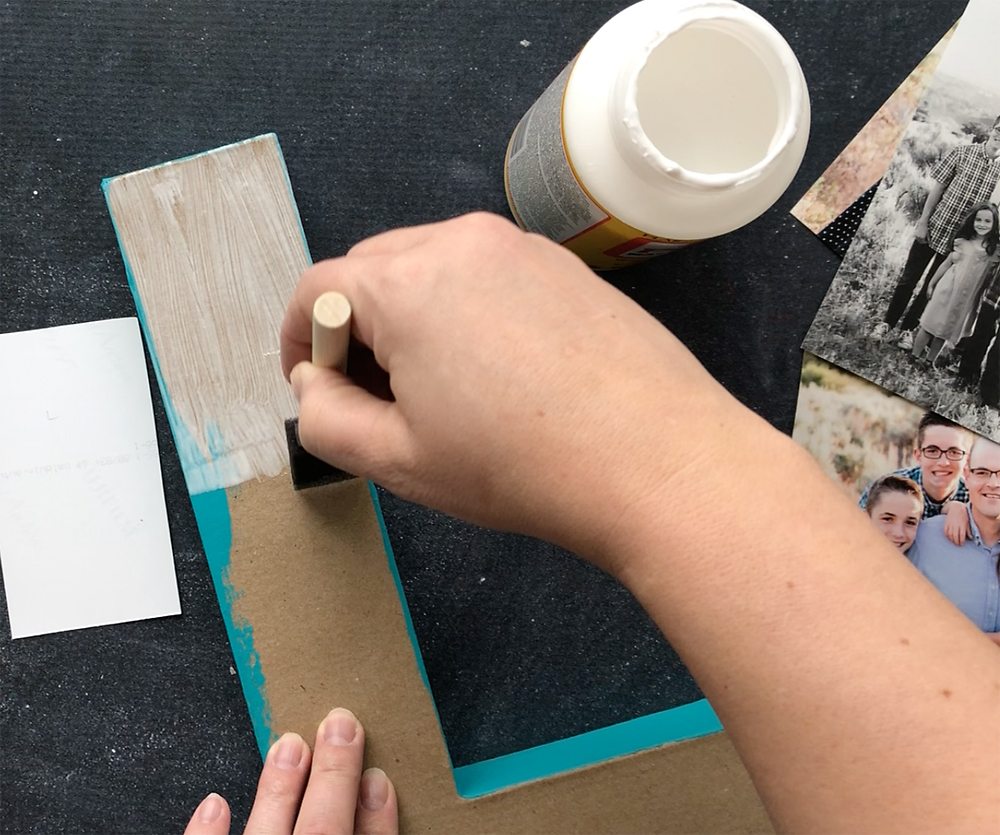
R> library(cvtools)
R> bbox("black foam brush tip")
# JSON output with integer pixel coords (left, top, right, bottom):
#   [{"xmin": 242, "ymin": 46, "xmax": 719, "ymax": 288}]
[{"xmin": 285, "ymin": 417, "xmax": 354, "ymax": 490}]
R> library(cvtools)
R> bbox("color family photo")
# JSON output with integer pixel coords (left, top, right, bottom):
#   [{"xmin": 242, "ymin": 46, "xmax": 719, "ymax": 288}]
[
  {"xmin": 794, "ymin": 354, "xmax": 1000, "ymax": 645},
  {"xmin": 802, "ymin": 0, "xmax": 1000, "ymax": 443}
]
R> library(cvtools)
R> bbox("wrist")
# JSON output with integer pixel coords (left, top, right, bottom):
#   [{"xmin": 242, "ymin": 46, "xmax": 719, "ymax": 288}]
[
  {"xmin": 605, "ymin": 410, "xmax": 832, "ymax": 621},
  {"xmin": 586, "ymin": 394, "xmax": 776, "ymax": 588}
]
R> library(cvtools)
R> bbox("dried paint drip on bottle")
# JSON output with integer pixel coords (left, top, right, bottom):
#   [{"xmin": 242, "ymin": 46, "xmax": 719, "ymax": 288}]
[{"xmin": 504, "ymin": 0, "xmax": 810, "ymax": 270}]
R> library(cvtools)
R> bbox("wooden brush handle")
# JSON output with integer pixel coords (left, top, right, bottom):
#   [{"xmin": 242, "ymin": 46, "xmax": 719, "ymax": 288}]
[{"xmin": 311, "ymin": 291, "xmax": 352, "ymax": 373}]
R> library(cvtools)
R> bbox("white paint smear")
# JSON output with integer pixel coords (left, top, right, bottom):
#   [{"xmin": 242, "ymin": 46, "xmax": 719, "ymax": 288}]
[{"xmin": 105, "ymin": 135, "xmax": 306, "ymax": 493}]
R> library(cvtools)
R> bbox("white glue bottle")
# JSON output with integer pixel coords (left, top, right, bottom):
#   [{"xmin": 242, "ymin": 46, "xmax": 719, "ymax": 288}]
[{"xmin": 504, "ymin": 0, "xmax": 810, "ymax": 270}]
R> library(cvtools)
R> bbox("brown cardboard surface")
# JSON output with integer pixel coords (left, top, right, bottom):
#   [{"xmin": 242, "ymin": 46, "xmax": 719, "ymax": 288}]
[{"xmin": 226, "ymin": 475, "xmax": 771, "ymax": 833}]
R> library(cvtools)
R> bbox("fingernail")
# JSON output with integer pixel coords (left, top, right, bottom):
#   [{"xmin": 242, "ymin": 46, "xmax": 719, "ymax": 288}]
[
  {"xmin": 360, "ymin": 767, "xmax": 389, "ymax": 812},
  {"xmin": 322, "ymin": 707, "xmax": 359, "ymax": 746},
  {"xmin": 198, "ymin": 792, "xmax": 224, "ymax": 824},
  {"xmin": 290, "ymin": 361, "xmax": 316, "ymax": 401},
  {"xmin": 270, "ymin": 732, "xmax": 304, "ymax": 770}
]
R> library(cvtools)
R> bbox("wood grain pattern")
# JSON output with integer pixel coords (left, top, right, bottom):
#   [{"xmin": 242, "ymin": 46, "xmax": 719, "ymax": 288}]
[{"xmin": 312, "ymin": 291, "xmax": 351, "ymax": 372}]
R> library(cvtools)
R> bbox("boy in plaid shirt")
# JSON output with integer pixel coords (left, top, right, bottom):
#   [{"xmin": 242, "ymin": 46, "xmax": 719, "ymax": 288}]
[{"xmin": 858, "ymin": 412, "xmax": 972, "ymax": 544}]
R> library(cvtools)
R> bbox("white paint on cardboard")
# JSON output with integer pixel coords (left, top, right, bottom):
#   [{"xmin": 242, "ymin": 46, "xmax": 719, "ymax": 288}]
[{"xmin": 105, "ymin": 134, "xmax": 306, "ymax": 493}]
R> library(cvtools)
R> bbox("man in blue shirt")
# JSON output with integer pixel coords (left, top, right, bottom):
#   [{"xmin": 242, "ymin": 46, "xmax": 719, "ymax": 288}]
[{"xmin": 907, "ymin": 437, "xmax": 1000, "ymax": 644}]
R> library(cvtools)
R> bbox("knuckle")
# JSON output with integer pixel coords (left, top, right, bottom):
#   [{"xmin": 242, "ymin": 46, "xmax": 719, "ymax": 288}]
[
  {"xmin": 310, "ymin": 751, "xmax": 362, "ymax": 782},
  {"xmin": 296, "ymin": 824, "xmax": 342, "ymax": 835},
  {"xmin": 370, "ymin": 250, "xmax": 434, "ymax": 303},
  {"xmin": 257, "ymin": 771, "xmax": 299, "ymax": 803},
  {"xmin": 300, "ymin": 258, "xmax": 341, "ymax": 294},
  {"xmin": 346, "ymin": 234, "xmax": 382, "ymax": 258},
  {"xmin": 385, "ymin": 248, "xmax": 428, "ymax": 284},
  {"xmin": 445, "ymin": 213, "xmax": 529, "ymax": 266},
  {"xmin": 456, "ymin": 210, "xmax": 513, "ymax": 239}
]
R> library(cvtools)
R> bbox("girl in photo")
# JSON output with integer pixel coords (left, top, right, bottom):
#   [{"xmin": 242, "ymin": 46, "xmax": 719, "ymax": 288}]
[{"xmin": 911, "ymin": 201, "xmax": 1000, "ymax": 367}]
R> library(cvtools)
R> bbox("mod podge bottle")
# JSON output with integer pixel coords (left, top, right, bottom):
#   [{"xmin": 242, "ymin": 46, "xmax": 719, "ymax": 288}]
[{"xmin": 504, "ymin": 0, "xmax": 810, "ymax": 270}]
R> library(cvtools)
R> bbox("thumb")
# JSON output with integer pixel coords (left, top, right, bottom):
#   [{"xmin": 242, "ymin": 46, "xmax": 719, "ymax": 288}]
[{"xmin": 290, "ymin": 361, "xmax": 412, "ymax": 483}]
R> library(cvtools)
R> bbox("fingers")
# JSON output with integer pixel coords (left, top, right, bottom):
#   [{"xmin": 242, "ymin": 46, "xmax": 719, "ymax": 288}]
[
  {"xmin": 187, "ymin": 714, "xmax": 397, "ymax": 835},
  {"xmin": 355, "ymin": 768, "xmax": 398, "ymax": 835},
  {"xmin": 280, "ymin": 258, "xmax": 349, "ymax": 380},
  {"xmin": 279, "ymin": 223, "xmax": 438, "ymax": 380},
  {"xmin": 279, "ymin": 213, "xmax": 522, "ymax": 380},
  {"xmin": 290, "ymin": 362, "xmax": 412, "ymax": 485},
  {"xmin": 293, "ymin": 708, "xmax": 366, "ymax": 835},
  {"xmin": 183, "ymin": 792, "xmax": 231, "ymax": 835},
  {"xmin": 244, "ymin": 733, "xmax": 311, "ymax": 835}
]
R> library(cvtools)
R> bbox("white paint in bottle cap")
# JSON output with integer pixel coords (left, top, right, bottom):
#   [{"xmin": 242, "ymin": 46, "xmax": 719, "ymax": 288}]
[{"xmin": 504, "ymin": 0, "xmax": 810, "ymax": 270}]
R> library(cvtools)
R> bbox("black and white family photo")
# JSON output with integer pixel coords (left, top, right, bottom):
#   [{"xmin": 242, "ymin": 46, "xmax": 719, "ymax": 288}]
[
  {"xmin": 803, "ymin": 0, "xmax": 1000, "ymax": 443},
  {"xmin": 794, "ymin": 355, "xmax": 1000, "ymax": 645}
]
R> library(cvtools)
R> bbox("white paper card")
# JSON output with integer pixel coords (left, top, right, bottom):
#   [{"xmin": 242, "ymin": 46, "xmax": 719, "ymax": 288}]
[{"xmin": 0, "ymin": 318, "xmax": 180, "ymax": 638}]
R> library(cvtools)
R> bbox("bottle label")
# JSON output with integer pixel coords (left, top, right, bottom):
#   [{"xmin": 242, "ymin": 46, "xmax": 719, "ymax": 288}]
[{"xmin": 504, "ymin": 58, "xmax": 698, "ymax": 270}]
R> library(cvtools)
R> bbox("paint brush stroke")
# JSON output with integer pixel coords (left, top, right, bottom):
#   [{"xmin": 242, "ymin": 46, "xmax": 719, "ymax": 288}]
[
  {"xmin": 104, "ymin": 135, "xmax": 306, "ymax": 494},
  {"xmin": 103, "ymin": 157, "xmax": 277, "ymax": 755}
]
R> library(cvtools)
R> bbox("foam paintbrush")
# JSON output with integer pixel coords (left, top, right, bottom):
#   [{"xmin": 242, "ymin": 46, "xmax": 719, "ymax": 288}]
[{"xmin": 285, "ymin": 291, "xmax": 355, "ymax": 489}]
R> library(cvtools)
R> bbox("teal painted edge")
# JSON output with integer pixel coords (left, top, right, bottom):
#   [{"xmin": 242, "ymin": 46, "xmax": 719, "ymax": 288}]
[
  {"xmin": 365, "ymin": 484, "xmax": 452, "ymax": 762},
  {"xmin": 189, "ymin": 490, "xmax": 273, "ymax": 758},
  {"xmin": 452, "ymin": 699, "xmax": 723, "ymax": 799},
  {"xmin": 101, "ymin": 155, "xmax": 285, "ymax": 760},
  {"xmin": 365, "ymin": 488, "xmax": 721, "ymax": 799}
]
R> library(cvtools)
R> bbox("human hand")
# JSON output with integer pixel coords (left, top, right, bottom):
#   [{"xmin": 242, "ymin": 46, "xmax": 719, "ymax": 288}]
[
  {"xmin": 280, "ymin": 213, "xmax": 746, "ymax": 572},
  {"xmin": 914, "ymin": 217, "xmax": 929, "ymax": 243},
  {"xmin": 183, "ymin": 708, "xmax": 397, "ymax": 835},
  {"xmin": 942, "ymin": 500, "xmax": 970, "ymax": 546}
]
